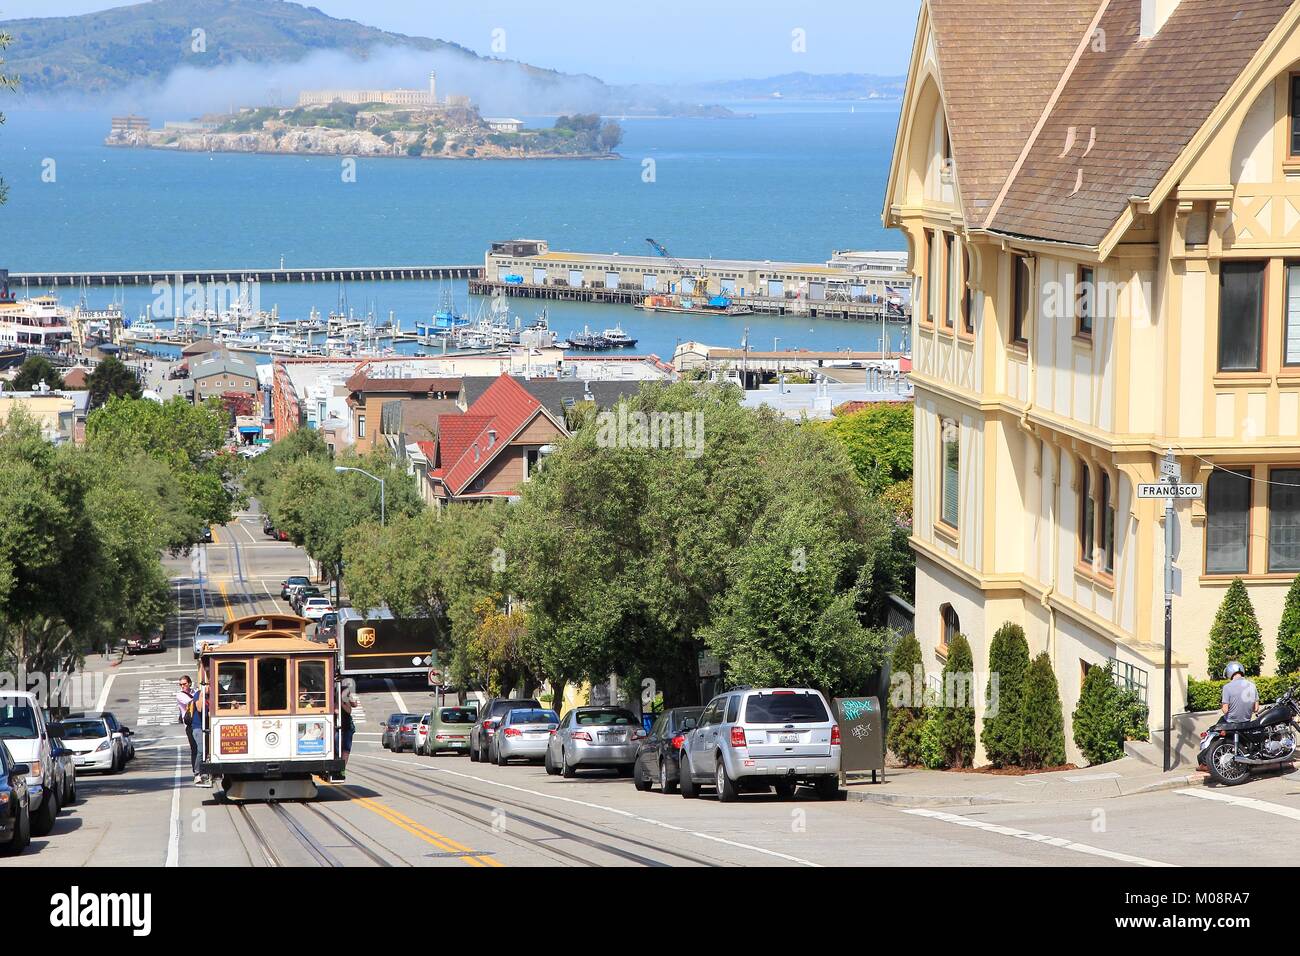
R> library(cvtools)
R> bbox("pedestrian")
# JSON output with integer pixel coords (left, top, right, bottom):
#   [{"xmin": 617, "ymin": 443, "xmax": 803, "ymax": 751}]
[
  {"xmin": 176, "ymin": 675, "xmax": 202, "ymax": 785},
  {"xmin": 194, "ymin": 674, "xmax": 212, "ymax": 788},
  {"xmin": 338, "ymin": 679, "xmax": 358, "ymax": 781}
]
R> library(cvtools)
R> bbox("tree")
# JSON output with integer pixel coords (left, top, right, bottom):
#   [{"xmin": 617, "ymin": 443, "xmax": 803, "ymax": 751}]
[
  {"xmin": 10, "ymin": 355, "xmax": 63, "ymax": 392},
  {"xmin": 981, "ymin": 622, "xmax": 1029, "ymax": 767},
  {"xmin": 220, "ymin": 390, "xmax": 258, "ymax": 419},
  {"xmin": 932, "ymin": 633, "xmax": 976, "ymax": 768},
  {"xmin": 1277, "ymin": 574, "xmax": 1300, "ymax": 676},
  {"xmin": 599, "ymin": 120, "xmax": 624, "ymax": 151},
  {"xmin": 887, "ymin": 633, "xmax": 926, "ymax": 766},
  {"xmin": 1072, "ymin": 662, "xmax": 1126, "ymax": 766},
  {"xmin": 1021, "ymin": 652, "xmax": 1066, "ymax": 769},
  {"xmin": 1207, "ymin": 578, "xmax": 1264, "ymax": 678},
  {"xmin": 85, "ymin": 356, "xmax": 142, "ymax": 408},
  {"xmin": 817, "ymin": 403, "xmax": 913, "ymax": 494}
]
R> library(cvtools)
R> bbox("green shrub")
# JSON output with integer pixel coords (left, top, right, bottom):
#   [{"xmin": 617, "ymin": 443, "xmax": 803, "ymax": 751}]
[
  {"xmin": 933, "ymin": 633, "xmax": 976, "ymax": 769},
  {"xmin": 1207, "ymin": 578, "xmax": 1264, "ymax": 677},
  {"xmin": 886, "ymin": 634, "xmax": 926, "ymax": 766},
  {"xmin": 1117, "ymin": 687, "xmax": 1150, "ymax": 742},
  {"xmin": 1278, "ymin": 575, "xmax": 1300, "ymax": 676},
  {"xmin": 1071, "ymin": 662, "xmax": 1126, "ymax": 765},
  {"xmin": 981, "ymin": 622, "xmax": 1029, "ymax": 767},
  {"xmin": 1021, "ymin": 652, "xmax": 1066, "ymax": 769},
  {"xmin": 1188, "ymin": 673, "xmax": 1300, "ymax": 712},
  {"xmin": 919, "ymin": 710, "xmax": 945, "ymax": 769}
]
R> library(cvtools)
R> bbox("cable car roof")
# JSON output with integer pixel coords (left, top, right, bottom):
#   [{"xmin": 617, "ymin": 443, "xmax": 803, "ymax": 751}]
[{"xmin": 202, "ymin": 630, "xmax": 336, "ymax": 655}]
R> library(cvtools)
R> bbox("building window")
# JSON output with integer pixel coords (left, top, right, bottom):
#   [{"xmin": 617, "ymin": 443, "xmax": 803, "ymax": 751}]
[
  {"xmin": 357, "ymin": 415, "xmax": 366, "ymax": 438},
  {"xmin": 1206, "ymin": 469, "xmax": 1252, "ymax": 574},
  {"xmin": 1012, "ymin": 255, "xmax": 1032, "ymax": 346},
  {"xmin": 1291, "ymin": 74, "xmax": 1300, "ymax": 158},
  {"xmin": 940, "ymin": 420, "xmax": 959, "ymax": 529},
  {"xmin": 924, "ymin": 230, "xmax": 937, "ymax": 326},
  {"xmin": 1270, "ymin": 468, "xmax": 1300, "ymax": 573},
  {"xmin": 940, "ymin": 604, "xmax": 960, "ymax": 651},
  {"xmin": 1077, "ymin": 265, "xmax": 1095, "ymax": 337},
  {"xmin": 944, "ymin": 233, "xmax": 957, "ymax": 329},
  {"xmin": 961, "ymin": 246, "xmax": 974, "ymax": 335},
  {"xmin": 1100, "ymin": 470, "xmax": 1116, "ymax": 575},
  {"xmin": 1286, "ymin": 264, "xmax": 1300, "ymax": 367},
  {"xmin": 1218, "ymin": 261, "xmax": 1265, "ymax": 372},
  {"xmin": 1079, "ymin": 461, "xmax": 1095, "ymax": 568}
]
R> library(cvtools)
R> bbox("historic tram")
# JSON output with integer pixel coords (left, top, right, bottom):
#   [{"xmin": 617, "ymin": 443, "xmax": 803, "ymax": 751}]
[{"xmin": 198, "ymin": 613, "xmax": 345, "ymax": 801}]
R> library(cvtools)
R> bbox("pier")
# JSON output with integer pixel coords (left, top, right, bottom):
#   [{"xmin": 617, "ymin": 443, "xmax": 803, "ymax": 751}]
[{"xmin": 8, "ymin": 264, "xmax": 484, "ymax": 288}]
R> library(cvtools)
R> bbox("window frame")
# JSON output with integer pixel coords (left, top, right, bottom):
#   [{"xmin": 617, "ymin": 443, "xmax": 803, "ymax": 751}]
[
  {"xmin": 294, "ymin": 658, "xmax": 332, "ymax": 714},
  {"xmin": 1290, "ymin": 73, "xmax": 1300, "ymax": 162},
  {"xmin": 959, "ymin": 245, "xmax": 975, "ymax": 337},
  {"xmin": 943, "ymin": 232, "xmax": 957, "ymax": 331},
  {"xmin": 1076, "ymin": 265, "xmax": 1095, "ymax": 339},
  {"xmin": 1268, "ymin": 467, "xmax": 1300, "ymax": 574},
  {"xmin": 1011, "ymin": 255, "xmax": 1032, "ymax": 348},
  {"xmin": 939, "ymin": 419, "xmax": 960, "ymax": 531},
  {"xmin": 1100, "ymin": 470, "xmax": 1116, "ymax": 578},
  {"xmin": 923, "ymin": 229, "xmax": 938, "ymax": 328},
  {"xmin": 214, "ymin": 659, "xmax": 251, "ymax": 716},
  {"xmin": 1204, "ymin": 467, "xmax": 1253, "ymax": 576},
  {"xmin": 1284, "ymin": 261, "xmax": 1300, "ymax": 369},
  {"xmin": 1078, "ymin": 460, "xmax": 1095, "ymax": 571},
  {"xmin": 254, "ymin": 656, "xmax": 292, "ymax": 717},
  {"xmin": 1217, "ymin": 260, "xmax": 1267, "ymax": 374},
  {"xmin": 939, "ymin": 603, "xmax": 960, "ymax": 655}
]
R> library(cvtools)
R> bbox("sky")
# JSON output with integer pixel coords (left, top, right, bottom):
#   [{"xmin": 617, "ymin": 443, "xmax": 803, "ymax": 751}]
[{"xmin": 0, "ymin": 0, "xmax": 924, "ymax": 84}]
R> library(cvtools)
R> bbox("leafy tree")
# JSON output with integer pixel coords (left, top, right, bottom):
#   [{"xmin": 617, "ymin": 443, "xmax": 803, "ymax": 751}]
[
  {"xmin": 887, "ymin": 633, "xmax": 926, "ymax": 766},
  {"xmin": 10, "ymin": 355, "xmax": 63, "ymax": 392},
  {"xmin": 933, "ymin": 633, "xmax": 976, "ymax": 768},
  {"xmin": 243, "ymin": 425, "xmax": 328, "ymax": 501},
  {"xmin": 85, "ymin": 356, "xmax": 142, "ymax": 408},
  {"xmin": 1207, "ymin": 578, "xmax": 1264, "ymax": 677},
  {"xmin": 981, "ymin": 622, "xmax": 1029, "ymax": 767},
  {"xmin": 817, "ymin": 403, "xmax": 913, "ymax": 494},
  {"xmin": 1277, "ymin": 574, "xmax": 1300, "ymax": 676},
  {"xmin": 1021, "ymin": 652, "xmax": 1066, "ymax": 769},
  {"xmin": 599, "ymin": 120, "xmax": 624, "ymax": 151}
]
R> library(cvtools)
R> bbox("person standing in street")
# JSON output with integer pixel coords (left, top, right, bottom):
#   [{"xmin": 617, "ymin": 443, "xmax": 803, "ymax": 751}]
[
  {"xmin": 339, "ymin": 679, "xmax": 358, "ymax": 781},
  {"xmin": 177, "ymin": 676, "xmax": 201, "ymax": 784}
]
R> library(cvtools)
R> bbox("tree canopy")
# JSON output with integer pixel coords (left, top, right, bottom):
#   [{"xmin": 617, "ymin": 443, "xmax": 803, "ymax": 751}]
[{"xmin": 10, "ymin": 355, "xmax": 63, "ymax": 392}]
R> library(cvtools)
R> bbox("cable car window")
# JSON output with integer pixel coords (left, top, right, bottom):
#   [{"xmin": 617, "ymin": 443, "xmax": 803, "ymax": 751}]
[
  {"xmin": 297, "ymin": 660, "xmax": 328, "ymax": 712},
  {"xmin": 256, "ymin": 657, "xmax": 289, "ymax": 713},
  {"xmin": 215, "ymin": 662, "xmax": 249, "ymax": 714}
]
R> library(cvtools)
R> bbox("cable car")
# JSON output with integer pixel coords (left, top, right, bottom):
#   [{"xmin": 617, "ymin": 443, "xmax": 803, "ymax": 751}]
[{"xmin": 198, "ymin": 613, "xmax": 344, "ymax": 801}]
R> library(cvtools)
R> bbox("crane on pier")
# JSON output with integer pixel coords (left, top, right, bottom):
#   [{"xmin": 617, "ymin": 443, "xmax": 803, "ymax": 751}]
[{"xmin": 645, "ymin": 238, "xmax": 710, "ymax": 296}]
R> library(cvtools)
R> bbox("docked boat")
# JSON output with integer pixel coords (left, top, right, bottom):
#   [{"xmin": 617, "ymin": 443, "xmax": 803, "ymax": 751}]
[
  {"xmin": 0, "ymin": 293, "xmax": 74, "ymax": 350},
  {"xmin": 566, "ymin": 326, "xmax": 617, "ymax": 351},
  {"xmin": 601, "ymin": 325, "xmax": 637, "ymax": 349},
  {"xmin": 635, "ymin": 293, "xmax": 754, "ymax": 316}
]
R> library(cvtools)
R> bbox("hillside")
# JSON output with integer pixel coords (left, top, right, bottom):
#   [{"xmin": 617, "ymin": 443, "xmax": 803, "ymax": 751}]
[{"xmin": 625, "ymin": 72, "xmax": 906, "ymax": 103}]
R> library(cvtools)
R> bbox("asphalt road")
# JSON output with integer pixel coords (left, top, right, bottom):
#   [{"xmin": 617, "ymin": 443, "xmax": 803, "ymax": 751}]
[{"xmin": 14, "ymin": 509, "xmax": 1300, "ymax": 867}]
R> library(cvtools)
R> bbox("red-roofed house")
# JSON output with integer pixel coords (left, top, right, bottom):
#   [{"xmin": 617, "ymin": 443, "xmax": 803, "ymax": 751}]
[{"xmin": 413, "ymin": 373, "xmax": 568, "ymax": 506}]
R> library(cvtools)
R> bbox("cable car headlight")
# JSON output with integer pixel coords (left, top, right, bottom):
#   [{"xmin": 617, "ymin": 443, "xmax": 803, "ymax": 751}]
[{"xmin": 266, "ymin": 731, "xmax": 279, "ymax": 747}]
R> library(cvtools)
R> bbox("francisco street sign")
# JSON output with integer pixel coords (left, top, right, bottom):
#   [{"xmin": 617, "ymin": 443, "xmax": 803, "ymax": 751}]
[{"xmin": 1137, "ymin": 483, "xmax": 1203, "ymax": 500}]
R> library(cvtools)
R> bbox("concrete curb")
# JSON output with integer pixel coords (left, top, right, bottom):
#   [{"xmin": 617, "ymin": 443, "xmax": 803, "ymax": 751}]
[
  {"xmin": 844, "ymin": 771, "xmax": 1208, "ymax": 809},
  {"xmin": 844, "ymin": 789, "xmax": 1017, "ymax": 808}
]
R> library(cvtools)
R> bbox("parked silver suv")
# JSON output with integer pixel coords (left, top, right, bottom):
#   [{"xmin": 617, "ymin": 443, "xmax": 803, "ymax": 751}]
[{"xmin": 679, "ymin": 687, "xmax": 841, "ymax": 802}]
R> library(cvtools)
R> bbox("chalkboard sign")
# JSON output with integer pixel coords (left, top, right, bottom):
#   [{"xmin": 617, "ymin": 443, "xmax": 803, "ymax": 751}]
[{"xmin": 833, "ymin": 696, "xmax": 884, "ymax": 781}]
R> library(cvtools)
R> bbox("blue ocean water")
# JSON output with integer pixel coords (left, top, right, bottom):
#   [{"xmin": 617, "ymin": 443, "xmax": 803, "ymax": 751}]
[{"xmin": 0, "ymin": 100, "xmax": 907, "ymax": 358}]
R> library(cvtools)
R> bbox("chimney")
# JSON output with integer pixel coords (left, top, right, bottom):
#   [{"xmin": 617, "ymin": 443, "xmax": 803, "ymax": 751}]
[{"xmin": 1140, "ymin": 0, "xmax": 1181, "ymax": 39}]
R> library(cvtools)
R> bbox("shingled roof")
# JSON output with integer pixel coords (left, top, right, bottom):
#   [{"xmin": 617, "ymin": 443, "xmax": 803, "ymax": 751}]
[{"xmin": 927, "ymin": 0, "xmax": 1295, "ymax": 247}]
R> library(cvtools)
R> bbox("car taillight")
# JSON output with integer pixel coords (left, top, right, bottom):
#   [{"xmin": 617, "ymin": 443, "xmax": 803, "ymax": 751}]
[
  {"xmin": 483, "ymin": 720, "xmax": 496, "ymax": 730},
  {"xmin": 671, "ymin": 734, "xmax": 685, "ymax": 750},
  {"xmin": 730, "ymin": 726, "xmax": 746, "ymax": 748},
  {"xmin": 831, "ymin": 725, "xmax": 841, "ymax": 746},
  {"xmin": 571, "ymin": 731, "xmax": 592, "ymax": 742},
  {"xmin": 503, "ymin": 727, "xmax": 521, "ymax": 737},
  {"xmin": 402, "ymin": 724, "xmax": 413, "ymax": 732}
]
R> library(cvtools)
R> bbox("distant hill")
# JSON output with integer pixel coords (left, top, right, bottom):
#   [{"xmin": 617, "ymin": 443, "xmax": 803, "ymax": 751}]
[{"xmin": 626, "ymin": 72, "xmax": 906, "ymax": 103}]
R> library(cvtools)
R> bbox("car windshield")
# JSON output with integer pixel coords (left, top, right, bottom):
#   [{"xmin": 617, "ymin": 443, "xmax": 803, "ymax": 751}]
[
  {"xmin": 575, "ymin": 709, "xmax": 637, "ymax": 726},
  {"xmin": 439, "ymin": 708, "xmax": 475, "ymax": 724},
  {"xmin": 509, "ymin": 709, "xmax": 558, "ymax": 725},
  {"xmin": 59, "ymin": 719, "xmax": 107, "ymax": 740},
  {"xmin": 491, "ymin": 700, "xmax": 539, "ymax": 717},
  {"xmin": 287, "ymin": 577, "xmax": 309, "ymax": 586},
  {"xmin": 0, "ymin": 698, "xmax": 38, "ymax": 738},
  {"xmin": 744, "ymin": 694, "xmax": 829, "ymax": 724},
  {"xmin": 196, "ymin": 625, "xmax": 224, "ymax": 636}
]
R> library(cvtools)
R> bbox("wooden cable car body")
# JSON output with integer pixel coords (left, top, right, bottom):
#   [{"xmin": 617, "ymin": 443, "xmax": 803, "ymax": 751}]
[{"xmin": 198, "ymin": 614, "xmax": 343, "ymax": 802}]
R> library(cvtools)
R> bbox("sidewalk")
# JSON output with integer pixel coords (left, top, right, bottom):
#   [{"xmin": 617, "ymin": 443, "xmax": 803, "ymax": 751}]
[{"xmin": 843, "ymin": 757, "xmax": 1211, "ymax": 808}]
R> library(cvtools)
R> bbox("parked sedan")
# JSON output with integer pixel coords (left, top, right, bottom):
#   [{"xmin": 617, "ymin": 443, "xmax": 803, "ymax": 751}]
[
  {"xmin": 292, "ymin": 587, "xmax": 324, "ymax": 615},
  {"xmin": 469, "ymin": 698, "xmax": 541, "ymax": 762},
  {"xmin": 57, "ymin": 716, "xmax": 123, "ymax": 775},
  {"xmin": 280, "ymin": 575, "xmax": 310, "ymax": 600},
  {"xmin": 382, "ymin": 713, "xmax": 417, "ymax": 751},
  {"xmin": 491, "ymin": 708, "xmax": 559, "ymax": 765},
  {"xmin": 0, "ymin": 741, "xmax": 30, "ymax": 856},
  {"xmin": 68, "ymin": 711, "xmax": 135, "ymax": 763},
  {"xmin": 545, "ymin": 706, "xmax": 645, "ymax": 778},
  {"xmin": 393, "ymin": 714, "xmax": 424, "ymax": 754},
  {"xmin": 124, "ymin": 630, "xmax": 165, "ymax": 655},
  {"xmin": 420, "ymin": 706, "xmax": 477, "ymax": 755},
  {"xmin": 301, "ymin": 597, "xmax": 333, "ymax": 622},
  {"xmin": 632, "ymin": 706, "xmax": 703, "ymax": 793}
]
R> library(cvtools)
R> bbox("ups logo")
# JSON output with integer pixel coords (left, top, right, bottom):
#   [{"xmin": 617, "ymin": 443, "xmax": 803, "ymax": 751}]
[{"xmin": 357, "ymin": 627, "xmax": 376, "ymax": 649}]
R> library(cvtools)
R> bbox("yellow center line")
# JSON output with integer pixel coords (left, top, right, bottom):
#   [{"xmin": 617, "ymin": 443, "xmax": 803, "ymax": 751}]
[
  {"xmin": 211, "ymin": 526, "xmax": 221, "ymax": 545},
  {"xmin": 217, "ymin": 580, "xmax": 234, "ymax": 622},
  {"xmin": 324, "ymin": 782, "xmax": 501, "ymax": 867}
]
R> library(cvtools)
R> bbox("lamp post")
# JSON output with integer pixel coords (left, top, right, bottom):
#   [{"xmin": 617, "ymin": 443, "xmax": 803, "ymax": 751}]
[{"xmin": 334, "ymin": 466, "xmax": 385, "ymax": 526}]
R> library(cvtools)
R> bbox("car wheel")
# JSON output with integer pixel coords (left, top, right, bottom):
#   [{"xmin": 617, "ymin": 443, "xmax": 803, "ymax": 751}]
[
  {"xmin": 633, "ymin": 760, "xmax": 653, "ymax": 792},
  {"xmin": 774, "ymin": 780, "xmax": 797, "ymax": 800},
  {"xmin": 64, "ymin": 777, "xmax": 76, "ymax": 806},
  {"xmin": 715, "ymin": 759, "xmax": 739, "ymax": 803},
  {"xmin": 679, "ymin": 756, "xmax": 698, "ymax": 799},
  {"xmin": 660, "ymin": 759, "xmax": 677, "ymax": 794},
  {"xmin": 561, "ymin": 750, "xmax": 576, "ymax": 779},
  {"xmin": 495, "ymin": 744, "xmax": 508, "ymax": 767},
  {"xmin": 3, "ymin": 804, "xmax": 29, "ymax": 855},
  {"xmin": 815, "ymin": 775, "xmax": 842, "ymax": 801},
  {"xmin": 544, "ymin": 748, "xmax": 559, "ymax": 776},
  {"xmin": 31, "ymin": 788, "xmax": 59, "ymax": 837},
  {"xmin": 469, "ymin": 741, "xmax": 480, "ymax": 762}
]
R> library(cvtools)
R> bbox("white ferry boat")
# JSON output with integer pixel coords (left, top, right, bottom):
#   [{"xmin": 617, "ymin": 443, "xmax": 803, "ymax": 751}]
[{"xmin": 0, "ymin": 293, "xmax": 74, "ymax": 349}]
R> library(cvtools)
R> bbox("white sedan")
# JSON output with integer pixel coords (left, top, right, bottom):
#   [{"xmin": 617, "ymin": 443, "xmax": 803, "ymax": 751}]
[
  {"xmin": 57, "ymin": 717, "xmax": 122, "ymax": 774},
  {"xmin": 301, "ymin": 597, "xmax": 334, "ymax": 622}
]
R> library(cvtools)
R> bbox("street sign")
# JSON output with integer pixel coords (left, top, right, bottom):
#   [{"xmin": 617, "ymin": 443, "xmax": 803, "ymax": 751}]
[
  {"xmin": 1159, "ymin": 457, "xmax": 1180, "ymax": 480},
  {"xmin": 697, "ymin": 651, "xmax": 721, "ymax": 679},
  {"xmin": 1137, "ymin": 483, "xmax": 1203, "ymax": 500},
  {"xmin": 427, "ymin": 667, "xmax": 443, "ymax": 687}
]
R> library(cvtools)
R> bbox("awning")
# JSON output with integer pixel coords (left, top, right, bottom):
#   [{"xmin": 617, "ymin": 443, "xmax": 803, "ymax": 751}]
[{"xmin": 238, "ymin": 426, "xmax": 262, "ymax": 435}]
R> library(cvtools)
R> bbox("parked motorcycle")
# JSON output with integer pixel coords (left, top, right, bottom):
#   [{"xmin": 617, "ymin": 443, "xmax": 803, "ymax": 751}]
[{"xmin": 1198, "ymin": 686, "xmax": 1300, "ymax": 786}]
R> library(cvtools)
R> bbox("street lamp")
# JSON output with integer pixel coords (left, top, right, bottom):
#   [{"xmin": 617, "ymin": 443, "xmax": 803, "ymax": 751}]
[{"xmin": 334, "ymin": 466, "xmax": 385, "ymax": 526}]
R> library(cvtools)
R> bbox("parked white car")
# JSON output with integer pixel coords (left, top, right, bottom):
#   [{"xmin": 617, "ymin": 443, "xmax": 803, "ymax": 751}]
[
  {"xmin": 193, "ymin": 621, "xmax": 228, "ymax": 658},
  {"xmin": 301, "ymin": 597, "xmax": 333, "ymax": 622},
  {"xmin": 56, "ymin": 716, "xmax": 124, "ymax": 774},
  {"xmin": 0, "ymin": 692, "xmax": 64, "ymax": 836}
]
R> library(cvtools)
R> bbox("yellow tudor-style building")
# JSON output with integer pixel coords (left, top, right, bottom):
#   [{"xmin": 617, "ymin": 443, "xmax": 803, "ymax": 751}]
[{"xmin": 886, "ymin": 0, "xmax": 1300, "ymax": 761}]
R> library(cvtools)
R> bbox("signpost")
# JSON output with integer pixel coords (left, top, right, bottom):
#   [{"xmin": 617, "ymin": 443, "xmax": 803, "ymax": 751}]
[
  {"xmin": 1145, "ymin": 453, "xmax": 1204, "ymax": 773},
  {"xmin": 832, "ymin": 697, "xmax": 884, "ymax": 784}
]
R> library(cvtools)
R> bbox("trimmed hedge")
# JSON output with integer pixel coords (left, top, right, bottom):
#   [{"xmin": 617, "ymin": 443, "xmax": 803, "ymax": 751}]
[
  {"xmin": 981, "ymin": 621, "xmax": 1029, "ymax": 768},
  {"xmin": 887, "ymin": 634, "xmax": 926, "ymax": 766},
  {"xmin": 1206, "ymin": 578, "xmax": 1264, "ymax": 677},
  {"xmin": 1188, "ymin": 673, "xmax": 1300, "ymax": 712},
  {"xmin": 1278, "ymin": 574, "xmax": 1300, "ymax": 676},
  {"xmin": 933, "ymin": 633, "xmax": 976, "ymax": 769},
  {"xmin": 1021, "ymin": 652, "xmax": 1066, "ymax": 769}
]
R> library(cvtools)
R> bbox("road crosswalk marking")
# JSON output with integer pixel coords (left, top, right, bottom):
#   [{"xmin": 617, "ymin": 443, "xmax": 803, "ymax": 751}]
[
  {"xmin": 137, "ymin": 677, "xmax": 183, "ymax": 728},
  {"xmin": 1176, "ymin": 786, "xmax": 1300, "ymax": 821}
]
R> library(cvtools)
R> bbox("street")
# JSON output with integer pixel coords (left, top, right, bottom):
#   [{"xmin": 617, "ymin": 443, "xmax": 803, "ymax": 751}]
[{"xmin": 3, "ymin": 510, "xmax": 1298, "ymax": 868}]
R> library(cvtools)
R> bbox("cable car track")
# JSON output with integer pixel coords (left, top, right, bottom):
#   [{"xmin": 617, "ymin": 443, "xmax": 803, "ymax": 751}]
[
  {"xmin": 268, "ymin": 800, "xmax": 343, "ymax": 866},
  {"xmin": 349, "ymin": 760, "xmax": 723, "ymax": 868},
  {"xmin": 235, "ymin": 804, "xmax": 283, "ymax": 867},
  {"xmin": 303, "ymin": 801, "xmax": 398, "ymax": 867}
]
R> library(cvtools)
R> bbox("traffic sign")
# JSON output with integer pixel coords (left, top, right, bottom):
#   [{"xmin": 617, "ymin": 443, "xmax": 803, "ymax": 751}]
[
  {"xmin": 1137, "ymin": 483, "xmax": 1203, "ymax": 500},
  {"xmin": 1159, "ymin": 457, "xmax": 1180, "ymax": 480}
]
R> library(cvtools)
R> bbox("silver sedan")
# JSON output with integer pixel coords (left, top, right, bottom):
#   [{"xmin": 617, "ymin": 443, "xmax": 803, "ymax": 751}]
[
  {"xmin": 545, "ymin": 707, "xmax": 645, "ymax": 778},
  {"xmin": 491, "ymin": 708, "xmax": 559, "ymax": 765}
]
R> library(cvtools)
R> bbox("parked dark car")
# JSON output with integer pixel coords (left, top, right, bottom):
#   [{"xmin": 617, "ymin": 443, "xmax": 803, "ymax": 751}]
[
  {"xmin": 469, "ymin": 698, "xmax": 542, "ymax": 762},
  {"xmin": 0, "ymin": 741, "xmax": 30, "ymax": 855},
  {"xmin": 200, "ymin": 526, "xmax": 213, "ymax": 544},
  {"xmin": 124, "ymin": 631, "xmax": 165, "ymax": 655},
  {"xmin": 382, "ymin": 713, "xmax": 417, "ymax": 751},
  {"xmin": 632, "ymin": 706, "xmax": 704, "ymax": 793},
  {"xmin": 292, "ymin": 586, "xmax": 324, "ymax": 615},
  {"xmin": 314, "ymin": 611, "xmax": 339, "ymax": 643}
]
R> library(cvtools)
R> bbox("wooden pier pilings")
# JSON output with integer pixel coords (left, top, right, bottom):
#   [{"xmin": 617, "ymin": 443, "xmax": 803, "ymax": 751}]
[{"xmin": 10, "ymin": 265, "xmax": 484, "ymax": 288}]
